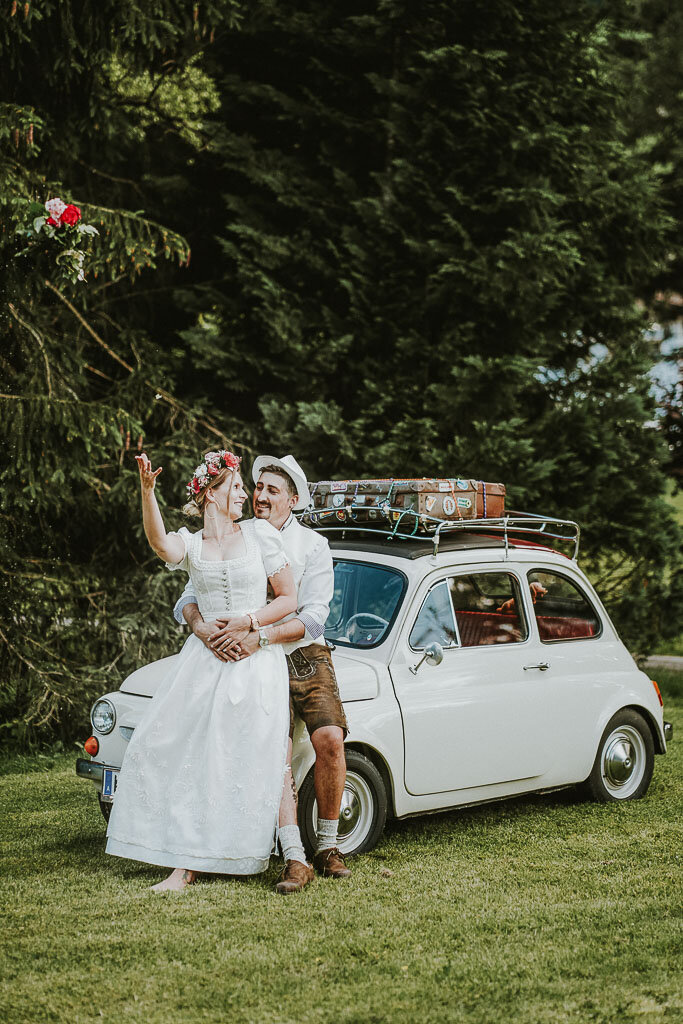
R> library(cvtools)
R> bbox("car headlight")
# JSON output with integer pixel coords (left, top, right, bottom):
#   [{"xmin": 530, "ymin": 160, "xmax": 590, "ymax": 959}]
[{"xmin": 91, "ymin": 699, "xmax": 116, "ymax": 735}]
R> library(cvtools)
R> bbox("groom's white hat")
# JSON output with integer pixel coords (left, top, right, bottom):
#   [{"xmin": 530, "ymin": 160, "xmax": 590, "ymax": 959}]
[{"xmin": 252, "ymin": 454, "xmax": 311, "ymax": 511}]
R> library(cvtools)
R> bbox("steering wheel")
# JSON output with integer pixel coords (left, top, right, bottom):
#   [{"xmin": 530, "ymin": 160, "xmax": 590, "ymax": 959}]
[{"xmin": 345, "ymin": 613, "xmax": 390, "ymax": 643}]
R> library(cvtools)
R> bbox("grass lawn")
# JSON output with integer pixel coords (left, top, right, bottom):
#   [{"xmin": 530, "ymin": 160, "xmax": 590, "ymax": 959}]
[{"xmin": 2, "ymin": 680, "xmax": 682, "ymax": 1024}]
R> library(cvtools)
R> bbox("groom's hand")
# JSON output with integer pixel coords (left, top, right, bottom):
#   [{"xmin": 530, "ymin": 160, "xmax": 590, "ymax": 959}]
[{"xmin": 236, "ymin": 630, "xmax": 260, "ymax": 660}]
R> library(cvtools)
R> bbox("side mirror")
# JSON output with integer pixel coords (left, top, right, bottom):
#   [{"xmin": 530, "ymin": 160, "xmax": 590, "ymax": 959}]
[{"xmin": 409, "ymin": 641, "xmax": 445, "ymax": 675}]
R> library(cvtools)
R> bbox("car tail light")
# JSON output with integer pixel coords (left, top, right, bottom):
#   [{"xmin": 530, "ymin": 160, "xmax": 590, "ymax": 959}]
[
  {"xmin": 651, "ymin": 680, "xmax": 663, "ymax": 707},
  {"xmin": 84, "ymin": 736, "xmax": 99, "ymax": 756}
]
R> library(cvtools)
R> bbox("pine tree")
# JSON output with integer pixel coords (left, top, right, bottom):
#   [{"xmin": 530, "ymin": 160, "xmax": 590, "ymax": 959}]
[
  {"xmin": 180, "ymin": 0, "xmax": 681, "ymax": 652},
  {"xmin": 2, "ymin": 1, "xmax": 681, "ymax": 747},
  {"xmin": 609, "ymin": 0, "xmax": 683, "ymax": 484},
  {"xmin": 0, "ymin": 2, "xmax": 245, "ymax": 746}
]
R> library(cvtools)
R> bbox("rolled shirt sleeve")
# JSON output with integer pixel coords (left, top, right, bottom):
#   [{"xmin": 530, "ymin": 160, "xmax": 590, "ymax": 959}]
[
  {"xmin": 173, "ymin": 577, "xmax": 198, "ymax": 625},
  {"xmin": 296, "ymin": 537, "xmax": 333, "ymax": 643}
]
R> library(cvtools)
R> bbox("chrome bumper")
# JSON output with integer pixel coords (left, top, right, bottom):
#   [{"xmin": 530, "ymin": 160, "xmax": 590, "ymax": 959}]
[
  {"xmin": 76, "ymin": 757, "xmax": 103, "ymax": 782},
  {"xmin": 664, "ymin": 721, "xmax": 673, "ymax": 743}
]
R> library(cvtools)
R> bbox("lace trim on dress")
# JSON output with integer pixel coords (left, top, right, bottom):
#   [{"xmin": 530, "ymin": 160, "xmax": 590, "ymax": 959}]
[
  {"xmin": 267, "ymin": 559, "xmax": 290, "ymax": 578},
  {"xmin": 106, "ymin": 837, "xmax": 271, "ymax": 875}
]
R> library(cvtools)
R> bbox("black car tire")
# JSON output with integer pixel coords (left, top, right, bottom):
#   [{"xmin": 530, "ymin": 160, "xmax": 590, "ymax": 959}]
[
  {"xmin": 98, "ymin": 793, "xmax": 112, "ymax": 822},
  {"xmin": 585, "ymin": 709, "xmax": 654, "ymax": 802},
  {"xmin": 298, "ymin": 749, "xmax": 388, "ymax": 858}
]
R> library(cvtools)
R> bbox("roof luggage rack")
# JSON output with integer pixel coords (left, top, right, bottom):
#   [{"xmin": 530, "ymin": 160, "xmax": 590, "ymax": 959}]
[{"xmin": 298, "ymin": 504, "xmax": 581, "ymax": 560}]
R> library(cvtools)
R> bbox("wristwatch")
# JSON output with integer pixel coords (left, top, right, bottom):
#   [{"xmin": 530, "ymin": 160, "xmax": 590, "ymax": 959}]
[{"xmin": 258, "ymin": 628, "xmax": 270, "ymax": 648}]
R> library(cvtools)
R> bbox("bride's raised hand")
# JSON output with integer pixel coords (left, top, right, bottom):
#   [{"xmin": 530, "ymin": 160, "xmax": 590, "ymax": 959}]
[
  {"xmin": 135, "ymin": 453, "xmax": 163, "ymax": 491},
  {"xmin": 135, "ymin": 452, "xmax": 183, "ymax": 563}
]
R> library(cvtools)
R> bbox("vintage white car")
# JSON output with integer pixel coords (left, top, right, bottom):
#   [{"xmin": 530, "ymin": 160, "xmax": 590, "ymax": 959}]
[{"xmin": 77, "ymin": 513, "xmax": 672, "ymax": 857}]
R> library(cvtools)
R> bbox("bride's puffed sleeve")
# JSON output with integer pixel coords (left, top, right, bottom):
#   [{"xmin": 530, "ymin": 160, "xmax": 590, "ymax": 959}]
[
  {"xmin": 165, "ymin": 526, "xmax": 192, "ymax": 572},
  {"xmin": 253, "ymin": 519, "xmax": 290, "ymax": 578}
]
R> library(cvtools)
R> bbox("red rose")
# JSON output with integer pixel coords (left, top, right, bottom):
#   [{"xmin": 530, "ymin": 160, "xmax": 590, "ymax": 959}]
[
  {"xmin": 223, "ymin": 452, "xmax": 240, "ymax": 469},
  {"xmin": 46, "ymin": 216, "xmax": 59, "ymax": 227},
  {"xmin": 191, "ymin": 477, "xmax": 201, "ymax": 494},
  {"xmin": 207, "ymin": 463, "xmax": 219, "ymax": 476},
  {"xmin": 60, "ymin": 204, "xmax": 81, "ymax": 226}
]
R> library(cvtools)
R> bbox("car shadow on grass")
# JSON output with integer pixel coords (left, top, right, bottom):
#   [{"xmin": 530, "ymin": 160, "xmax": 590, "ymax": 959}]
[{"xmin": 379, "ymin": 785, "xmax": 586, "ymax": 847}]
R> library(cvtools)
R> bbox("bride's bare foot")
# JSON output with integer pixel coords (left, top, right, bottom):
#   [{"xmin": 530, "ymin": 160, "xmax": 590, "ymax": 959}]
[{"xmin": 151, "ymin": 868, "xmax": 196, "ymax": 893}]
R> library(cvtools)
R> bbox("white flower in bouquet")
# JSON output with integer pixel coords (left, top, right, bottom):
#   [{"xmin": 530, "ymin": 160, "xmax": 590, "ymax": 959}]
[{"xmin": 45, "ymin": 197, "xmax": 67, "ymax": 221}]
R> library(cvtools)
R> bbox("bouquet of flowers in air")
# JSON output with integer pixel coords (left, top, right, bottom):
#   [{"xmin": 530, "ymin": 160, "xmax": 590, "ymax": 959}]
[{"xmin": 14, "ymin": 196, "xmax": 99, "ymax": 283}]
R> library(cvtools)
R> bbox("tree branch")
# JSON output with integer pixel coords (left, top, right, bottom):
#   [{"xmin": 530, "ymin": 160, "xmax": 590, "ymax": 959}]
[
  {"xmin": 43, "ymin": 279, "xmax": 252, "ymax": 454},
  {"xmin": 44, "ymin": 279, "xmax": 135, "ymax": 372},
  {"xmin": 7, "ymin": 303, "xmax": 53, "ymax": 396},
  {"xmin": 76, "ymin": 158, "xmax": 145, "ymax": 199}
]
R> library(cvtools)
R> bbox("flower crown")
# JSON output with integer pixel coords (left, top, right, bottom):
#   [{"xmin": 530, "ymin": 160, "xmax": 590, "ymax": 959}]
[{"xmin": 187, "ymin": 450, "xmax": 241, "ymax": 498}]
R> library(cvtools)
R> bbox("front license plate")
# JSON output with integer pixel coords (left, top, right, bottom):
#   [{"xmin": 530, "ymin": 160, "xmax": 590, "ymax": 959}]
[{"xmin": 102, "ymin": 768, "xmax": 118, "ymax": 798}]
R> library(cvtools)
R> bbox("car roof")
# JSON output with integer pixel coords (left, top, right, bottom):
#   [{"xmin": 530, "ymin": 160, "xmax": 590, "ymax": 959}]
[{"xmin": 328, "ymin": 532, "xmax": 568, "ymax": 561}]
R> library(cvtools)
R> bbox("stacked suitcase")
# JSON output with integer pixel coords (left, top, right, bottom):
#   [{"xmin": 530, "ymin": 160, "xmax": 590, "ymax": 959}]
[{"xmin": 301, "ymin": 478, "xmax": 505, "ymax": 533}]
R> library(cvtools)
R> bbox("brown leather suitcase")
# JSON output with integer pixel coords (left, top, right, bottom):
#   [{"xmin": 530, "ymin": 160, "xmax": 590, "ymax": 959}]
[{"xmin": 307, "ymin": 478, "xmax": 505, "ymax": 525}]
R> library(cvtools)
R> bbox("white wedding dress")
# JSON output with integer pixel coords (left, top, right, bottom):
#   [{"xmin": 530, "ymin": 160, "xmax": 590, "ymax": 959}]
[{"xmin": 106, "ymin": 518, "xmax": 290, "ymax": 874}]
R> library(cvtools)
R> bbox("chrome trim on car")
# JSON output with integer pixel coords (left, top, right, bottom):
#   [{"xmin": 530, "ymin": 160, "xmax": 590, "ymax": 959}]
[
  {"xmin": 75, "ymin": 758, "xmax": 103, "ymax": 782},
  {"xmin": 301, "ymin": 507, "xmax": 581, "ymax": 560},
  {"xmin": 664, "ymin": 721, "xmax": 673, "ymax": 743},
  {"xmin": 90, "ymin": 697, "xmax": 116, "ymax": 735}
]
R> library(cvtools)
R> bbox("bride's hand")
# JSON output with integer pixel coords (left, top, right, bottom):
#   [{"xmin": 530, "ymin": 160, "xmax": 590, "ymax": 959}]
[{"xmin": 135, "ymin": 453, "xmax": 162, "ymax": 491}]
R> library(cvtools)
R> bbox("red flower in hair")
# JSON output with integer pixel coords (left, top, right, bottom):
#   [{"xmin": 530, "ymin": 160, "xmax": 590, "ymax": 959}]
[{"xmin": 186, "ymin": 450, "xmax": 240, "ymax": 500}]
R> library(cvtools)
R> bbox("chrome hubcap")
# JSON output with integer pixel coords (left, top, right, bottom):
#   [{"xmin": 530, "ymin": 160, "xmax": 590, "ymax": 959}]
[
  {"xmin": 311, "ymin": 771, "xmax": 374, "ymax": 855},
  {"xmin": 601, "ymin": 726, "xmax": 646, "ymax": 797}
]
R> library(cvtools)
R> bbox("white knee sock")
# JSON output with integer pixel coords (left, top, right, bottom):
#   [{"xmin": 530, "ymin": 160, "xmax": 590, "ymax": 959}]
[
  {"xmin": 316, "ymin": 817, "xmax": 339, "ymax": 852},
  {"xmin": 279, "ymin": 824, "xmax": 307, "ymax": 865}
]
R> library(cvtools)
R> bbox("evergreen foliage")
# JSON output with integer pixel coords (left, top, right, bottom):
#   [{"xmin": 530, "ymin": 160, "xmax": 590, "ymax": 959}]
[
  {"xmin": 1, "ymin": 0, "xmax": 681, "ymax": 747},
  {"xmin": 0, "ymin": 1, "xmax": 246, "ymax": 746},
  {"xmin": 611, "ymin": 0, "xmax": 683, "ymax": 484},
  {"xmin": 183, "ymin": 0, "xmax": 682, "ymax": 649}
]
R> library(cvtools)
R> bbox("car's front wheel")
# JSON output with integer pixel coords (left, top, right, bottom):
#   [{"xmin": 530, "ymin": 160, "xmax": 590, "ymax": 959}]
[
  {"xmin": 585, "ymin": 709, "xmax": 654, "ymax": 802},
  {"xmin": 298, "ymin": 749, "xmax": 388, "ymax": 858}
]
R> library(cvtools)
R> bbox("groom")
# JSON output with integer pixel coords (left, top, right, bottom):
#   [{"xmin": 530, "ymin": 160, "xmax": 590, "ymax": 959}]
[{"xmin": 173, "ymin": 454, "xmax": 350, "ymax": 893}]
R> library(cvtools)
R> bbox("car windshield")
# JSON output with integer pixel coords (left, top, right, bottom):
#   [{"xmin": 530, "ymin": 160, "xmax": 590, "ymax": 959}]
[{"xmin": 325, "ymin": 560, "xmax": 406, "ymax": 648}]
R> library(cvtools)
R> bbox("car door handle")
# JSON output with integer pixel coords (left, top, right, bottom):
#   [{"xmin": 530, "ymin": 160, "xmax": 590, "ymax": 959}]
[{"xmin": 523, "ymin": 662, "xmax": 549, "ymax": 671}]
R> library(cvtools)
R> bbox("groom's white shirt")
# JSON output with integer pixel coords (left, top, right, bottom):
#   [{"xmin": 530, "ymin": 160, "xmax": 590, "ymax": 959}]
[{"xmin": 173, "ymin": 513, "xmax": 333, "ymax": 656}]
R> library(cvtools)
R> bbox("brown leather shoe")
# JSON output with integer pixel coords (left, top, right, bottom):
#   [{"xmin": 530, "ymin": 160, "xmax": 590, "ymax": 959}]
[
  {"xmin": 275, "ymin": 859, "xmax": 314, "ymax": 894},
  {"xmin": 312, "ymin": 847, "xmax": 351, "ymax": 879}
]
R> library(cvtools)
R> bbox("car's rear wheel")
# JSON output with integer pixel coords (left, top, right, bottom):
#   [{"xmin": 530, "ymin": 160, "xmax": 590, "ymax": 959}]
[
  {"xmin": 298, "ymin": 749, "xmax": 388, "ymax": 858},
  {"xmin": 585, "ymin": 709, "xmax": 654, "ymax": 802},
  {"xmin": 98, "ymin": 793, "xmax": 112, "ymax": 822}
]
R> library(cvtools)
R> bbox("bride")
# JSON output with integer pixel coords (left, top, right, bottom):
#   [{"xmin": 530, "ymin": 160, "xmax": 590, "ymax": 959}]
[{"xmin": 106, "ymin": 449, "xmax": 297, "ymax": 892}]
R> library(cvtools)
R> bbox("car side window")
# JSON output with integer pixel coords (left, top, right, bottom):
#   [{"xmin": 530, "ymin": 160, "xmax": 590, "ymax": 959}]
[
  {"xmin": 527, "ymin": 570, "xmax": 601, "ymax": 642},
  {"xmin": 409, "ymin": 581, "xmax": 459, "ymax": 650},
  {"xmin": 448, "ymin": 572, "xmax": 529, "ymax": 646}
]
